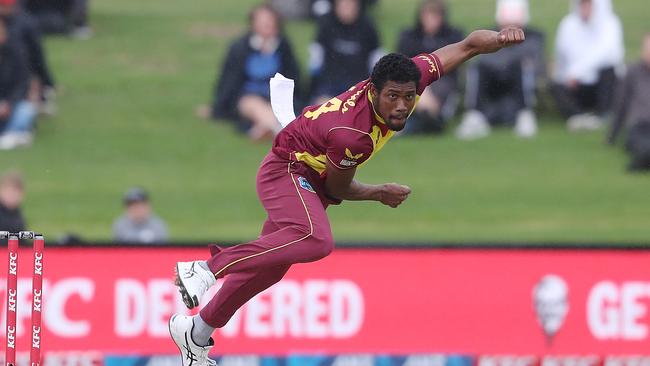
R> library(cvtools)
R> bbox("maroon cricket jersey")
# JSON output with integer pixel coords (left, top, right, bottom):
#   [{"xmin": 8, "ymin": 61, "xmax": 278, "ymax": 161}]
[{"xmin": 272, "ymin": 53, "xmax": 444, "ymax": 187}]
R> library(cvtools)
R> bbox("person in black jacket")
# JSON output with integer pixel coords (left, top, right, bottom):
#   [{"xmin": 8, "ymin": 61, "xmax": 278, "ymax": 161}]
[
  {"xmin": 309, "ymin": 0, "xmax": 383, "ymax": 103},
  {"xmin": 23, "ymin": 0, "xmax": 90, "ymax": 37},
  {"xmin": 457, "ymin": 0, "xmax": 544, "ymax": 140},
  {"xmin": 0, "ymin": 17, "xmax": 36, "ymax": 150},
  {"xmin": 0, "ymin": 0, "xmax": 57, "ymax": 116},
  {"xmin": 397, "ymin": 0, "xmax": 463, "ymax": 134},
  {"xmin": 0, "ymin": 171, "xmax": 26, "ymax": 233},
  {"xmin": 198, "ymin": 4, "xmax": 301, "ymax": 141}
]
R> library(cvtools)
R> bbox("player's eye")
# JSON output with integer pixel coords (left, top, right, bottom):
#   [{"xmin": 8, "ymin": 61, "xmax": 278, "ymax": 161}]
[{"xmin": 405, "ymin": 94, "xmax": 415, "ymax": 101}]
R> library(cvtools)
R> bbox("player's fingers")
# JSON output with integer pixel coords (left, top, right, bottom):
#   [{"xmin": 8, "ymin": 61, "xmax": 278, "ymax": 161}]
[{"xmin": 498, "ymin": 32, "xmax": 506, "ymax": 44}]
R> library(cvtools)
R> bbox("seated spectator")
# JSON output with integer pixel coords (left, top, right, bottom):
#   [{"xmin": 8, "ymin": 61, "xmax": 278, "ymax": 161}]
[
  {"xmin": 23, "ymin": 0, "xmax": 91, "ymax": 38},
  {"xmin": 551, "ymin": 0, "xmax": 623, "ymax": 131},
  {"xmin": 198, "ymin": 4, "xmax": 301, "ymax": 141},
  {"xmin": 608, "ymin": 34, "xmax": 650, "ymax": 172},
  {"xmin": 309, "ymin": 0, "xmax": 383, "ymax": 103},
  {"xmin": 0, "ymin": 18, "xmax": 37, "ymax": 150},
  {"xmin": 0, "ymin": 171, "xmax": 26, "ymax": 233},
  {"xmin": 113, "ymin": 187, "xmax": 169, "ymax": 244},
  {"xmin": 456, "ymin": 0, "xmax": 544, "ymax": 140},
  {"xmin": 0, "ymin": 0, "xmax": 57, "ymax": 117},
  {"xmin": 397, "ymin": 0, "xmax": 463, "ymax": 134}
]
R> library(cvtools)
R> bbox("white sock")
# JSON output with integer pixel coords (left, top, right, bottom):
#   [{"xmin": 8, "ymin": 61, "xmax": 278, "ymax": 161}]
[{"xmin": 191, "ymin": 315, "xmax": 215, "ymax": 347}]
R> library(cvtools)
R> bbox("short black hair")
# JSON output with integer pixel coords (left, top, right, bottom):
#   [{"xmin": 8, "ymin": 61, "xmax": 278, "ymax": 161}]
[{"xmin": 370, "ymin": 53, "xmax": 421, "ymax": 92}]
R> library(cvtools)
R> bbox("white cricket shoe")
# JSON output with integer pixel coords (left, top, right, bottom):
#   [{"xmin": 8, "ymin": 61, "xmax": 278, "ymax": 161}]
[
  {"xmin": 174, "ymin": 261, "xmax": 216, "ymax": 309},
  {"xmin": 456, "ymin": 110, "xmax": 491, "ymax": 140},
  {"xmin": 168, "ymin": 314, "xmax": 217, "ymax": 366},
  {"xmin": 514, "ymin": 109, "xmax": 538, "ymax": 138}
]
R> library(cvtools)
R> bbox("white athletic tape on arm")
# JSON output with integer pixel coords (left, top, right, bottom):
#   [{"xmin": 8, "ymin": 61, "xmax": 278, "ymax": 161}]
[{"xmin": 270, "ymin": 73, "xmax": 297, "ymax": 129}]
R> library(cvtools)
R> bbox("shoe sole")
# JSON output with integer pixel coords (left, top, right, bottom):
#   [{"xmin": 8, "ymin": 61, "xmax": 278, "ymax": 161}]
[
  {"xmin": 168, "ymin": 315, "xmax": 190, "ymax": 365},
  {"xmin": 174, "ymin": 264, "xmax": 199, "ymax": 309}
]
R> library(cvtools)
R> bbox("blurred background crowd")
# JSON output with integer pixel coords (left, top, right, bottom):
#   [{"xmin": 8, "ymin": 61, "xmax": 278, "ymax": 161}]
[
  {"xmin": 198, "ymin": 0, "xmax": 649, "ymax": 168},
  {"xmin": 0, "ymin": 0, "xmax": 648, "ymax": 243}
]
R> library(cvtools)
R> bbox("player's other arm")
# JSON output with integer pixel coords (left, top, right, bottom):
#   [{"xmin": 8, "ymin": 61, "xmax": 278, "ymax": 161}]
[
  {"xmin": 433, "ymin": 27, "xmax": 525, "ymax": 74},
  {"xmin": 324, "ymin": 162, "xmax": 411, "ymax": 208}
]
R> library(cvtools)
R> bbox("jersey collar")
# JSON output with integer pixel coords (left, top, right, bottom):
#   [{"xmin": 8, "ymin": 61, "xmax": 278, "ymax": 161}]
[{"xmin": 367, "ymin": 90, "xmax": 392, "ymax": 136}]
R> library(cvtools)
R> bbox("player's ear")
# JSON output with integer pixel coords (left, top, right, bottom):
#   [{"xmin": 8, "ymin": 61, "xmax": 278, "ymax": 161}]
[{"xmin": 369, "ymin": 83, "xmax": 378, "ymax": 99}]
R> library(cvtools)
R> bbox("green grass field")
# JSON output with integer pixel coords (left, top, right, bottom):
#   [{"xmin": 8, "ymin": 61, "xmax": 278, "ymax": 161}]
[{"xmin": 1, "ymin": 0, "xmax": 648, "ymax": 244}]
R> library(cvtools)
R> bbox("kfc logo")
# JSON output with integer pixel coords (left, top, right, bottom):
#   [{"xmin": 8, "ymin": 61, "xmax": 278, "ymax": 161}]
[{"xmin": 533, "ymin": 274, "xmax": 569, "ymax": 342}]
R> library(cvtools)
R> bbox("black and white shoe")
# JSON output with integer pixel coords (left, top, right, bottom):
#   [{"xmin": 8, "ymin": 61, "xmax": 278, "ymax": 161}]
[
  {"xmin": 174, "ymin": 261, "xmax": 216, "ymax": 309},
  {"xmin": 168, "ymin": 314, "xmax": 217, "ymax": 366}
]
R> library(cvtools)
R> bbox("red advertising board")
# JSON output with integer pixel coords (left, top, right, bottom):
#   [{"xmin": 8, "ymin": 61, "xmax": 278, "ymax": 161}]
[{"xmin": 1, "ymin": 246, "xmax": 650, "ymax": 356}]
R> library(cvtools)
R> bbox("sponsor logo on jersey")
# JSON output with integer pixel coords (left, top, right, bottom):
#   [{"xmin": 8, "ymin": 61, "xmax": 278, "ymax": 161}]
[
  {"xmin": 340, "ymin": 148, "xmax": 364, "ymax": 167},
  {"xmin": 297, "ymin": 176, "xmax": 316, "ymax": 193}
]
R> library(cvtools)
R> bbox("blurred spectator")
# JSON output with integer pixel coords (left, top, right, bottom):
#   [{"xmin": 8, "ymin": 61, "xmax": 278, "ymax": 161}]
[
  {"xmin": 0, "ymin": 0, "xmax": 57, "ymax": 117},
  {"xmin": 0, "ymin": 171, "xmax": 26, "ymax": 233},
  {"xmin": 310, "ymin": 0, "xmax": 377, "ymax": 18},
  {"xmin": 551, "ymin": 0, "xmax": 623, "ymax": 131},
  {"xmin": 113, "ymin": 187, "xmax": 169, "ymax": 244},
  {"xmin": 397, "ymin": 0, "xmax": 463, "ymax": 135},
  {"xmin": 198, "ymin": 4, "xmax": 301, "ymax": 141},
  {"xmin": 456, "ymin": 0, "xmax": 544, "ymax": 140},
  {"xmin": 608, "ymin": 34, "xmax": 650, "ymax": 172},
  {"xmin": 23, "ymin": 0, "xmax": 91, "ymax": 39},
  {"xmin": 0, "ymin": 17, "xmax": 36, "ymax": 150},
  {"xmin": 309, "ymin": 0, "xmax": 383, "ymax": 103}
]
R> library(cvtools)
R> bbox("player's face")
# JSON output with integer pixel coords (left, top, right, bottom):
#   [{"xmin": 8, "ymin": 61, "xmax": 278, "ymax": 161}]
[{"xmin": 373, "ymin": 81, "xmax": 417, "ymax": 132}]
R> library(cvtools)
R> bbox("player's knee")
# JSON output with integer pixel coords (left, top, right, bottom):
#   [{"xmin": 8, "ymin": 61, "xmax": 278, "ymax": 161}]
[{"xmin": 309, "ymin": 227, "xmax": 334, "ymax": 260}]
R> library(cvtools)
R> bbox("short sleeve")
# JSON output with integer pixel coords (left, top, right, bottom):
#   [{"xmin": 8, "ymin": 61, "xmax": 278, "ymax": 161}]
[
  {"xmin": 326, "ymin": 128, "xmax": 374, "ymax": 170},
  {"xmin": 412, "ymin": 53, "xmax": 444, "ymax": 94}
]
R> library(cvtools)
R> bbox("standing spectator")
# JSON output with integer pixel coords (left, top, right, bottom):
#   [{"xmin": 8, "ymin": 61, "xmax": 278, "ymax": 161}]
[
  {"xmin": 552, "ymin": 0, "xmax": 623, "ymax": 131},
  {"xmin": 198, "ymin": 4, "xmax": 301, "ymax": 141},
  {"xmin": 23, "ymin": 0, "xmax": 91, "ymax": 38},
  {"xmin": 113, "ymin": 187, "xmax": 169, "ymax": 244},
  {"xmin": 0, "ymin": 171, "xmax": 26, "ymax": 233},
  {"xmin": 309, "ymin": 0, "xmax": 383, "ymax": 103},
  {"xmin": 608, "ymin": 34, "xmax": 650, "ymax": 172},
  {"xmin": 397, "ymin": 0, "xmax": 463, "ymax": 134},
  {"xmin": 0, "ymin": 0, "xmax": 57, "ymax": 117},
  {"xmin": 456, "ymin": 0, "xmax": 544, "ymax": 140},
  {"xmin": 0, "ymin": 17, "xmax": 35, "ymax": 150}
]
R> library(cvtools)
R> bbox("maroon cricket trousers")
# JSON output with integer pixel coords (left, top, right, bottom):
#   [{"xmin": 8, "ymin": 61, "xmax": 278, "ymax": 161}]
[{"xmin": 200, "ymin": 152, "xmax": 335, "ymax": 327}]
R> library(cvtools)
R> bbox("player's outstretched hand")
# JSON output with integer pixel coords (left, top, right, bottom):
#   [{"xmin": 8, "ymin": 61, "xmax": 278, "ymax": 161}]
[
  {"xmin": 497, "ymin": 27, "xmax": 525, "ymax": 47},
  {"xmin": 379, "ymin": 183, "xmax": 411, "ymax": 208}
]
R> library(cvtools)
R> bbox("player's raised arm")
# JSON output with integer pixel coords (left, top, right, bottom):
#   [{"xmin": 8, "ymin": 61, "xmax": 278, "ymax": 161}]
[{"xmin": 433, "ymin": 27, "xmax": 525, "ymax": 75}]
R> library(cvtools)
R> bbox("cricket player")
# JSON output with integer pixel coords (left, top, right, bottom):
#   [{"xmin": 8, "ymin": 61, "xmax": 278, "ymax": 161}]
[{"xmin": 169, "ymin": 26, "xmax": 525, "ymax": 365}]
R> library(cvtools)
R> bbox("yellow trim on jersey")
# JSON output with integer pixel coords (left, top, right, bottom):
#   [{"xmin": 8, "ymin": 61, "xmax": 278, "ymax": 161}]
[
  {"xmin": 294, "ymin": 152, "xmax": 327, "ymax": 174},
  {"xmin": 213, "ymin": 163, "xmax": 314, "ymax": 278}
]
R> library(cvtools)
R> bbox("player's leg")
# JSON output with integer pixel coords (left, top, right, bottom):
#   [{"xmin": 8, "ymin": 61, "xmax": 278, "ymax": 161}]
[
  {"xmin": 175, "ymin": 156, "xmax": 333, "ymax": 309},
  {"xmin": 169, "ymin": 264, "xmax": 290, "ymax": 363},
  {"xmin": 206, "ymin": 160, "xmax": 333, "ymax": 278}
]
